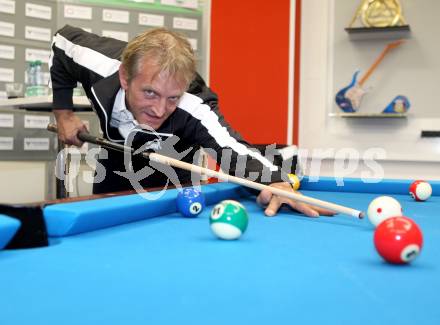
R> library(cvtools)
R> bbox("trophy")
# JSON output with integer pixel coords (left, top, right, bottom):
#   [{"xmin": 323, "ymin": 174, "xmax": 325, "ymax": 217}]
[{"xmin": 348, "ymin": 0, "xmax": 407, "ymax": 28}]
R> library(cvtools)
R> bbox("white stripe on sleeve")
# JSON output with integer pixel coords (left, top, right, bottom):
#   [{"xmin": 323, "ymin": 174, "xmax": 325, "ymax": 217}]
[
  {"xmin": 51, "ymin": 33, "xmax": 120, "ymax": 77},
  {"xmin": 178, "ymin": 92, "xmax": 279, "ymax": 171}
]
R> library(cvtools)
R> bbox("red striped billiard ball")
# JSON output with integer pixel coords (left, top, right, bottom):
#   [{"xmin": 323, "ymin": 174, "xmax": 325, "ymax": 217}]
[
  {"xmin": 374, "ymin": 216, "xmax": 423, "ymax": 264},
  {"xmin": 409, "ymin": 180, "xmax": 432, "ymax": 201}
]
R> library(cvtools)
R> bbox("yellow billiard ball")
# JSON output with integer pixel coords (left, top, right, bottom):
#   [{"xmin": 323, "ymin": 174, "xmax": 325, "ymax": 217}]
[{"xmin": 288, "ymin": 174, "xmax": 300, "ymax": 191}]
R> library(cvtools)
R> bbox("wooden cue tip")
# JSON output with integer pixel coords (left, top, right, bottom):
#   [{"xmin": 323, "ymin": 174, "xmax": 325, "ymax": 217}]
[{"xmin": 359, "ymin": 211, "xmax": 365, "ymax": 219}]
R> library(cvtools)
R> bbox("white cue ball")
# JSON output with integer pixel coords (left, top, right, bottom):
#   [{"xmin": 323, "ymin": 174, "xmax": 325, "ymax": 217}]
[{"xmin": 367, "ymin": 196, "xmax": 403, "ymax": 227}]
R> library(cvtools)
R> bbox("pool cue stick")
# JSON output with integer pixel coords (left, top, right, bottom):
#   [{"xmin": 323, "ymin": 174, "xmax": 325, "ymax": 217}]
[{"xmin": 47, "ymin": 123, "xmax": 365, "ymax": 219}]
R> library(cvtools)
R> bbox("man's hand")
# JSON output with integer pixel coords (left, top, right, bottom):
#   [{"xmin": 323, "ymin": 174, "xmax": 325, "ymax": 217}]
[
  {"xmin": 53, "ymin": 110, "xmax": 88, "ymax": 147},
  {"xmin": 256, "ymin": 182, "xmax": 337, "ymax": 217}
]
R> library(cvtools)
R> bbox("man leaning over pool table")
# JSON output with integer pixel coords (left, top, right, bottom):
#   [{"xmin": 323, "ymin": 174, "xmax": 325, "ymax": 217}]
[{"xmin": 49, "ymin": 25, "xmax": 334, "ymax": 218}]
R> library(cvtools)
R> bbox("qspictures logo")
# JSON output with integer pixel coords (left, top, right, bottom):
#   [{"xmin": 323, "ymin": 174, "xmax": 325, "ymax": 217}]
[{"xmin": 54, "ymin": 125, "xmax": 387, "ymax": 199}]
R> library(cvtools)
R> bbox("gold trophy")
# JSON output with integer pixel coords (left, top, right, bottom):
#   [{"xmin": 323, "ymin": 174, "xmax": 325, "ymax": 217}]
[{"xmin": 349, "ymin": 0, "xmax": 406, "ymax": 28}]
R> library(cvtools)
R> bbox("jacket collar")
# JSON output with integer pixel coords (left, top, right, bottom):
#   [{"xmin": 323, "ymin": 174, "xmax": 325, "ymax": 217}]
[{"xmin": 90, "ymin": 72, "xmax": 124, "ymax": 142}]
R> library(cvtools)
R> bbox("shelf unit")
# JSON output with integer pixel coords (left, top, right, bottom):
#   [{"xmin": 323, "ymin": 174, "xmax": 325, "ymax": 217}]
[
  {"xmin": 345, "ymin": 25, "xmax": 411, "ymax": 40},
  {"xmin": 329, "ymin": 112, "xmax": 407, "ymax": 118}
]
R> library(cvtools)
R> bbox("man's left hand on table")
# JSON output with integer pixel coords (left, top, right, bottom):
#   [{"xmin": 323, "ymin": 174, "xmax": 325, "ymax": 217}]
[{"xmin": 256, "ymin": 182, "xmax": 337, "ymax": 217}]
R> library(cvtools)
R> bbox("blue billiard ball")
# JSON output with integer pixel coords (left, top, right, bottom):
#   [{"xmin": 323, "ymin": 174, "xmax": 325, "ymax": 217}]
[{"xmin": 176, "ymin": 187, "xmax": 205, "ymax": 218}]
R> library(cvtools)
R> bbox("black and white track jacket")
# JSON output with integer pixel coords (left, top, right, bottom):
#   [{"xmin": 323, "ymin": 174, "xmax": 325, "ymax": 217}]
[{"xmin": 50, "ymin": 25, "xmax": 288, "ymax": 186}]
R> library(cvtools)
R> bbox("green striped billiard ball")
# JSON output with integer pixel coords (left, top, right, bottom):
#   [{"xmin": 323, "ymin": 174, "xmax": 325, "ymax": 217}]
[{"xmin": 210, "ymin": 200, "xmax": 249, "ymax": 240}]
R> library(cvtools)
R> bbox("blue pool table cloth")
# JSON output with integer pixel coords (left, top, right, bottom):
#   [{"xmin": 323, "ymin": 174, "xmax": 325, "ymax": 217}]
[{"xmin": 1, "ymin": 179, "xmax": 439, "ymax": 325}]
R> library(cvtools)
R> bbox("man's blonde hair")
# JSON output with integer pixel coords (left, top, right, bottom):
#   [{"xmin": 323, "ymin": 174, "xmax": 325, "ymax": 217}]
[{"xmin": 121, "ymin": 28, "xmax": 196, "ymax": 88}]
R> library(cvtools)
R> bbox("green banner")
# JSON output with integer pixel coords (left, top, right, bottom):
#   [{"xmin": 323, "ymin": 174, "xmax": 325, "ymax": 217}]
[{"xmin": 75, "ymin": 0, "xmax": 202, "ymax": 15}]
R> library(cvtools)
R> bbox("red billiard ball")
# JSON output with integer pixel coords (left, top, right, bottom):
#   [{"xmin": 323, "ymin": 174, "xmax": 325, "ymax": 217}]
[
  {"xmin": 409, "ymin": 180, "xmax": 432, "ymax": 201},
  {"xmin": 374, "ymin": 216, "xmax": 423, "ymax": 264}
]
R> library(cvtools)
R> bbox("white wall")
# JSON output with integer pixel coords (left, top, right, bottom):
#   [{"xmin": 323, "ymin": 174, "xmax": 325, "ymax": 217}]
[
  {"xmin": 0, "ymin": 162, "xmax": 48, "ymax": 203},
  {"xmin": 299, "ymin": 0, "xmax": 440, "ymax": 181}
]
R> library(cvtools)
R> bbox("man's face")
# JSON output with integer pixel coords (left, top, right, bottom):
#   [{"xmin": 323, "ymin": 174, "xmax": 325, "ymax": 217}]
[{"xmin": 119, "ymin": 59, "xmax": 186, "ymax": 130}]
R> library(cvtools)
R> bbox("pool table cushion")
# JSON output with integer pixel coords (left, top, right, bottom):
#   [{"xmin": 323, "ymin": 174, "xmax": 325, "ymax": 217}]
[
  {"xmin": 0, "ymin": 214, "xmax": 21, "ymax": 250},
  {"xmin": 43, "ymin": 183, "xmax": 249, "ymax": 237},
  {"xmin": 0, "ymin": 204, "xmax": 49, "ymax": 249}
]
